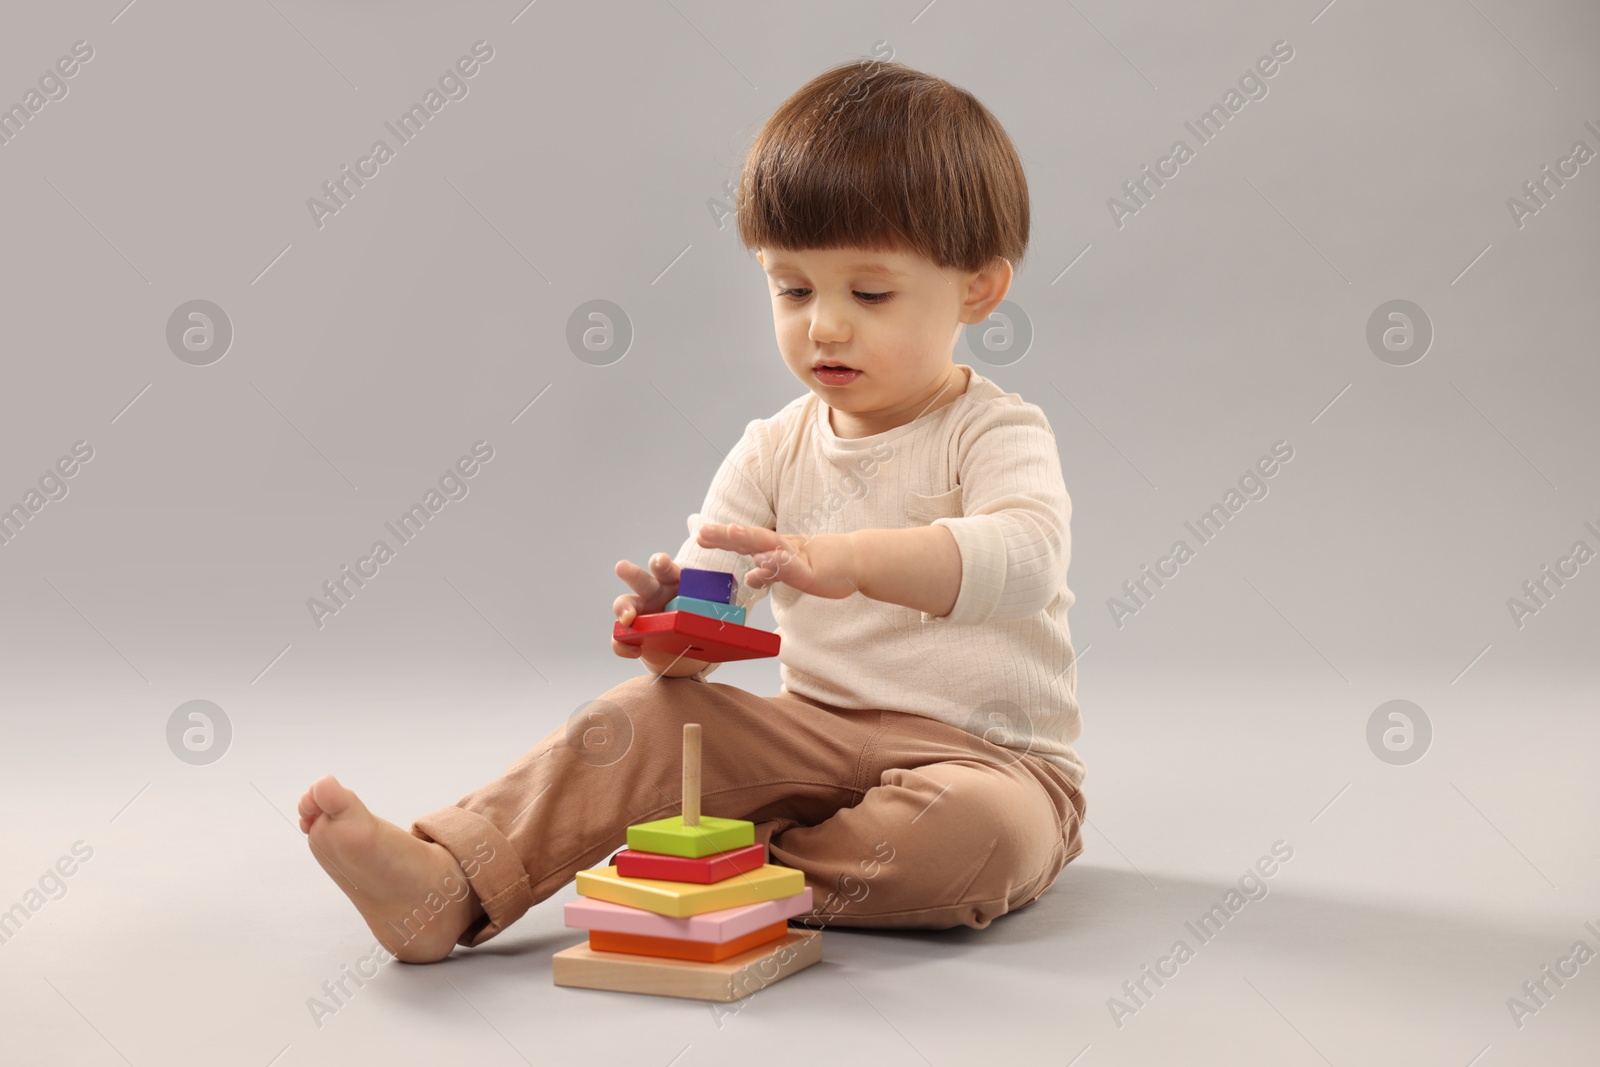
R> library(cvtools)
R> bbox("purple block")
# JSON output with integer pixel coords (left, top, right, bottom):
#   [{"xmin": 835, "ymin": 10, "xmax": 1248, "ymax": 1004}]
[{"xmin": 678, "ymin": 567, "xmax": 736, "ymax": 605}]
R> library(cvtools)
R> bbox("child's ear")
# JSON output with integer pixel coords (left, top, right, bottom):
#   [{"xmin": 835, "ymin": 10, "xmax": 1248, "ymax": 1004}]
[{"xmin": 962, "ymin": 256, "xmax": 1013, "ymax": 324}]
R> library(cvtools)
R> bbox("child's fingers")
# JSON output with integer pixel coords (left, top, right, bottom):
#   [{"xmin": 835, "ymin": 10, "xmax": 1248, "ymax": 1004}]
[
  {"xmin": 648, "ymin": 553, "xmax": 679, "ymax": 590},
  {"xmin": 616, "ymin": 555, "xmax": 677, "ymax": 604},
  {"xmin": 700, "ymin": 523, "xmax": 778, "ymax": 554},
  {"xmin": 614, "ymin": 592, "xmax": 640, "ymax": 623},
  {"xmin": 615, "ymin": 558, "xmax": 657, "ymax": 594},
  {"xmin": 615, "ymin": 559, "xmax": 655, "ymax": 600}
]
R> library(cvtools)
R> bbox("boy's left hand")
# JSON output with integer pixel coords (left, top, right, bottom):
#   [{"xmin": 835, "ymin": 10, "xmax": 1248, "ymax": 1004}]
[{"xmin": 695, "ymin": 524, "xmax": 858, "ymax": 600}]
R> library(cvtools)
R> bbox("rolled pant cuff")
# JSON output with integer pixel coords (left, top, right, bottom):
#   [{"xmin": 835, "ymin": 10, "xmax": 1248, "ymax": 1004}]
[{"xmin": 410, "ymin": 805, "xmax": 533, "ymax": 948}]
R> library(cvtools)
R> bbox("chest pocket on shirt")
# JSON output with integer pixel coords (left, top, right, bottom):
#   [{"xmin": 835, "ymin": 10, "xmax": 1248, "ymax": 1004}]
[{"xmin": 904, "ymin": 486, "xmax": 964, "ymax": 526}]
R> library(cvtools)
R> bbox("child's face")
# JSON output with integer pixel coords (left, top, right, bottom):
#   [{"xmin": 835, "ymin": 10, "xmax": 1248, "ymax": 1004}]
[{"xmin": 758, "ymin": 245, "xmax": 1011, "ymax": 439}]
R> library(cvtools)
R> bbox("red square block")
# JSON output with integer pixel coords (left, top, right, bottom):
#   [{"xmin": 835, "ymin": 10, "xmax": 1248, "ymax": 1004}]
[
  {"xmin": 615, "ymin": 843, "xmax": 767, "ymax": 884},
  {"xmin": 612, "ymin": 610, "xmax": 779, "ymax": 663}
]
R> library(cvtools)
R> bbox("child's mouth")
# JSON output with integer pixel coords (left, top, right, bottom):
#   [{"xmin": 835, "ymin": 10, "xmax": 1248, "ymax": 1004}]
[{"xmin": 814, "ymin": 365, "xmax": 862, "ymax": 386}]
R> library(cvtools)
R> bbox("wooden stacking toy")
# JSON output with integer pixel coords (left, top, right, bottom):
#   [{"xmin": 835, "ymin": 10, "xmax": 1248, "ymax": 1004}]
[
  {"xmin": 554, "ymin": 723, "xmax": 821, "ymax": 1001},
  {"xmin": 612, "ymin": 567, "xmax": 780, "ymax": 663}
]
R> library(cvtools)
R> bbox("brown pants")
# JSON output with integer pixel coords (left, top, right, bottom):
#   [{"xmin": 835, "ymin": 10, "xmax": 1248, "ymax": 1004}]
[{"xmin": 410, "ymin": 675, "xmax": 1087, "ymax": 947}]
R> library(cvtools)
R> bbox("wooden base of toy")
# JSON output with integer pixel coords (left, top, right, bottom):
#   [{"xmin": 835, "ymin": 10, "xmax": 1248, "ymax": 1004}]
[
  {"xmin": 612, "ymin": 610, "xmax": 779, "ymax": 663},
  {"xmin": 553, "ymin": 930, "xmax": 822, "ymax": 1002}
]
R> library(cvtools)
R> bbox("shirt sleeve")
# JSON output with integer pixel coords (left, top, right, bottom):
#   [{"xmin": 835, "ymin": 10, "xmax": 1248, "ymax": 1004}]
[
  {"xmin": 670, "ymin": 418, "xmax": 776, "ymax": 681},
  {"xmin": 921, "ymin": 402, "xmax": 1072, "ymax": 626}
]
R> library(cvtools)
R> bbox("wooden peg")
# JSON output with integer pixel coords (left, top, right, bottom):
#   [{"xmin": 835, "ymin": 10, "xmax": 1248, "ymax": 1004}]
[{"xmin": 683, "ymin": 723, "xmax": 701, "ymax": 827}]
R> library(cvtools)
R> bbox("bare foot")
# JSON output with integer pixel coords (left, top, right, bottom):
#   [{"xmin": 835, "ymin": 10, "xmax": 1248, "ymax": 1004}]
[{"xmin": 298, "ymin": 774, "xmax": 486, "ymax": 963}]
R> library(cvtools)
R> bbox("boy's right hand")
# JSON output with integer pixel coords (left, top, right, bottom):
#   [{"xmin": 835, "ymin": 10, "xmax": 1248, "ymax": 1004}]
[{"xmin": 612, "ymin": 553, "xmax": 712, "ymax": 678}]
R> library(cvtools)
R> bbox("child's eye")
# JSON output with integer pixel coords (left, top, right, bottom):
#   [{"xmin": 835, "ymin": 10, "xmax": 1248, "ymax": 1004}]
[{"xmin": 775, "ymin": 288, "xmax": 894, "ymax": 305}]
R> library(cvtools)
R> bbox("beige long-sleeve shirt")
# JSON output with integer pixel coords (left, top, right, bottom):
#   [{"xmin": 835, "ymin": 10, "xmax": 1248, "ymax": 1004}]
[{"xmin": 672, "ymin": 364, "xmax": 1085, "ymax": 788}]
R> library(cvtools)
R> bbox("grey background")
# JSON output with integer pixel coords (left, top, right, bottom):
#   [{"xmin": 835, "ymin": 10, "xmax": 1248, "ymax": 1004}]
[{"xmin": 1, "ymin": 1, "xmax": 1596, "ymax": 1065}]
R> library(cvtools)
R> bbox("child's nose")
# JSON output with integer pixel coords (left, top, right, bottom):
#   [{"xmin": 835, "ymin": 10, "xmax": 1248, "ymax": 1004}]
[{"xmin": 807, "ymin": 305, "xmax": 851, "ymax": 344}]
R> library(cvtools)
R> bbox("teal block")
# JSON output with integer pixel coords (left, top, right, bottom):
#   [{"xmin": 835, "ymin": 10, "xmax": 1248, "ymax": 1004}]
[{"xmin": 666, "ymin": 595, "xmax": 746, "ymax": 625}]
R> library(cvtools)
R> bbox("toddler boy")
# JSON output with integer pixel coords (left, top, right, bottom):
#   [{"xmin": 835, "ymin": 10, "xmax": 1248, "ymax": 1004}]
[{"xmin": 298, "ymin": 57, "xmax": 1086, "ymax": 961}]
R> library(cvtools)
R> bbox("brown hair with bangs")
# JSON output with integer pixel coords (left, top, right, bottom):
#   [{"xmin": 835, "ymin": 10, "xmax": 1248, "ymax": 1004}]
[{"xmin": 737, "ymin": 59, "xmax": 1030, "ymax": 275}]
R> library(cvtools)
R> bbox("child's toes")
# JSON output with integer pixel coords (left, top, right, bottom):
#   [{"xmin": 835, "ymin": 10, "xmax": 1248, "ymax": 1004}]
[{"xmin": 308, "ymin": 774, "xmax": 360, "ymax": 819}]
